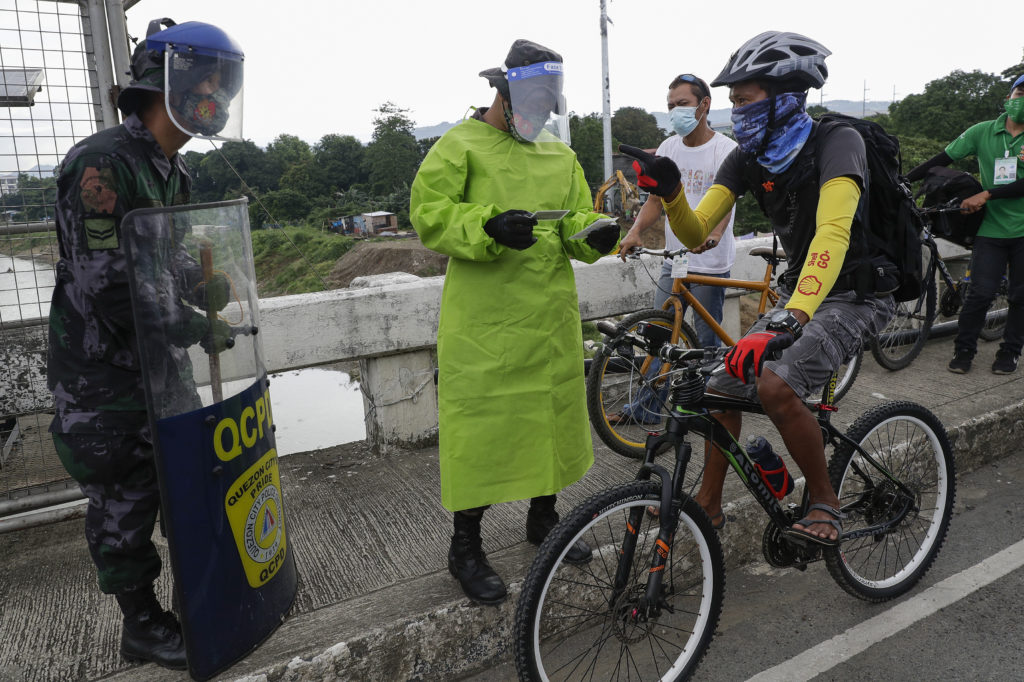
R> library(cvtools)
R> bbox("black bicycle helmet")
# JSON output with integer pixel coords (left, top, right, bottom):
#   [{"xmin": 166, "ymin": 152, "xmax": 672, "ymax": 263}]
[{"xmin": 711, "ymin": 31, "xmax": 830, "ymax": 91}]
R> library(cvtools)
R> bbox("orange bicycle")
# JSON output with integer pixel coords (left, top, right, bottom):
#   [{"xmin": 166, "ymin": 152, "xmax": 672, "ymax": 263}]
[{"xmin": 587, "ymin": 246, "xmax": 863, "ymax": 458}]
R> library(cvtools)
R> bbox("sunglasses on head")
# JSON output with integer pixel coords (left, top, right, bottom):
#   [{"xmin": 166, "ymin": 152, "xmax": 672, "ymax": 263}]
[{"xmin": 677, "ymin": 73, "xmax": 710, "ymax": 100}]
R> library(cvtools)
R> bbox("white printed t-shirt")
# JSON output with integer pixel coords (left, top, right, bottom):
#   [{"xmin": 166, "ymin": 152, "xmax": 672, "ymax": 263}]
[{"xmin": 655, "ymin": 131, "xmax": 737, "ymax": 274}]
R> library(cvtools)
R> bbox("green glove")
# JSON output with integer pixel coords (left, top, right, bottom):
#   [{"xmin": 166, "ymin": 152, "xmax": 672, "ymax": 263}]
[
  {"xmin": 200, "ymin": 318, "xmax": 233, "ymax": 355},
  {"xmin": 195, "ymin": 273, "xmax": 230, "ymax": 312}
]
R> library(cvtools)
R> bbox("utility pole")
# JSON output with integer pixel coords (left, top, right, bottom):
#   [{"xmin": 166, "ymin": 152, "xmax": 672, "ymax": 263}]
[
  {"xmin": 600, "ymin": 0, "xmax": 612, "ymax": 180},
  {"xmin": 862, "ymin": 80, "xmax": 869, "ymax": 117}
]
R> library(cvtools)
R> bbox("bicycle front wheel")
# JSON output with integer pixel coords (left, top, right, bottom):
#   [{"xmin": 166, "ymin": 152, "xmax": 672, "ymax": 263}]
[
  {"xmin": 825, "ymin": 401, "xmax": 955, "ymax": 602},
  {"xmin": 871, "ymin": 275, "xmax": 936, "ymax": 371},
  {"xmin": 515, "ymin": 482, "xmax": 724, "ymax": 681},
  {"xmin": 586, "ymin": 309, "xmax": 699, "ymax": 459}
]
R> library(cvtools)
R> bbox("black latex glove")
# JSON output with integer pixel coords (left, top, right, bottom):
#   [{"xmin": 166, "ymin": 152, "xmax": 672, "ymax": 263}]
[
  {"xmin": 199, "ymin": 318, "xmax": 233, "ymax": 355},
  {"xmin": 618, "ymin": 144, "xmax": 681, "ymax": 198},
  {"xmin": 194, "ymin": 273, "xmax": 230, "ymax": 312},
  {"xmin": 585, "ymin": 221, "xmax": 621, "ymax": 254},
  {"xmin": 483, "ymin": 210, "xmax": 538, "ymax": 250}
]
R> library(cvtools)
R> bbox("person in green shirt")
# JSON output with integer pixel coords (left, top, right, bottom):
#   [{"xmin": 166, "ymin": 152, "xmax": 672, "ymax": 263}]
[{"xmin": 908, "ymin": 74, "xmax": 1024, "ymax": 374}]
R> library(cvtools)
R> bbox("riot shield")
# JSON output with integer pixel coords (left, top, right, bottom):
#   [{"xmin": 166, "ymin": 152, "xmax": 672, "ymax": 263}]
[{"xmin": 121, "ymin": 198, "xmax": 296, "ymax": 681}]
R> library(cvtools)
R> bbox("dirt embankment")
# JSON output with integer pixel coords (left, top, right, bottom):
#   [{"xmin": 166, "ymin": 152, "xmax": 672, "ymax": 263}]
[{"xmin": 326, "ymin": 239, "xmax": 448, "ymax": 289}]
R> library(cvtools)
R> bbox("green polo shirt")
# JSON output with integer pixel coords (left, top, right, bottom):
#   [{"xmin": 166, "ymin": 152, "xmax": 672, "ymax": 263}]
[{"xmin": 945, "ymin": 113, "xmax": 1024, "ymax": 239}]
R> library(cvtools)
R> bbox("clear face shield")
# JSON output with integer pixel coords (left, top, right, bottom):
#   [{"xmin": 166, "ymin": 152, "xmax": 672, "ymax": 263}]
[
  {"xmin": 506, "ymin": 61, "xmax": 570, "ymax": 145},
  {"xmin": 165, "ymin": 49, "xmax": 244, "ymax": 142}
]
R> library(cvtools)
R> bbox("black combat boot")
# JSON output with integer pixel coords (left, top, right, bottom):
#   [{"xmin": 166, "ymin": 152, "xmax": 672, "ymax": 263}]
[
  {"xmin": 115, "ymin": 585, "xmax": 187, "ymax": 670},
  {"xmin": 527, "ymin": 494, "xmax": 592, "ymax": 564},
  {"xmin": 448, "ymin": 509, "xmax": 507, "ymax": 605}
]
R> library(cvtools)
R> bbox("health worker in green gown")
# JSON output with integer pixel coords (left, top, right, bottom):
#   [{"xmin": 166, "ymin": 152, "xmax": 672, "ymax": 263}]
[{"xmin": 410, "ymin": 39, "xmax": 621, "ymax": 605}]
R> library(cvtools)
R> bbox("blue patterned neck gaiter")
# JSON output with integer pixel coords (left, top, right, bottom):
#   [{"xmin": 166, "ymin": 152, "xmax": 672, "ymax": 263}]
[{"xmin": 730, "ymin": 92, "xmax": 813, "ymax": 174}]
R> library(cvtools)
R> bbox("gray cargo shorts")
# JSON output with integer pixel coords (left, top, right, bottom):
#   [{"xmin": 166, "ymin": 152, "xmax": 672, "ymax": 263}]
[{"xmin": 708, "ymin": 289, "xmax": 895, "ymax": 402}]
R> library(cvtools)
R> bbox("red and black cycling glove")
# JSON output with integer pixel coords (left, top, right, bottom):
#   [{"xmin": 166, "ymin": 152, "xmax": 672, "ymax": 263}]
[
  {"xmin": 618, "ymin": 144, "xmax": 681, "ymax": 198},
  {"xmin": 724, "ymin": 330, "xmax": 794, "ymax": 384}
]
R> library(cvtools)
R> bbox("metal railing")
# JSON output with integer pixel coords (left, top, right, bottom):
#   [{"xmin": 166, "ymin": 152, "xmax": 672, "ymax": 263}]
[{"xmin": 1, "ymin": 0, "xmax": 127, "ymax": 526}]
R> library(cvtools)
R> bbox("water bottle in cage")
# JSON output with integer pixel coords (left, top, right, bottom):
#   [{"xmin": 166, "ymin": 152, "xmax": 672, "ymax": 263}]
[{"xmin": 746, "ymin": 435, "xmax": 795, "ymax": 499}]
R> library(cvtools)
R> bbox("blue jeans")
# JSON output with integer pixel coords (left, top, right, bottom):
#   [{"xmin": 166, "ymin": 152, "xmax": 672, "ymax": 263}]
[
  {"xmin": 621, "ymin": 261, "xmax": 730, "ymax": 422},
  {"xmin": 653, "ymin": 259, "xmax": 729, "ymax": 348},
  {"xmin": 954, "ymin": 235, "xmax": 1024, "ymax": 356}
]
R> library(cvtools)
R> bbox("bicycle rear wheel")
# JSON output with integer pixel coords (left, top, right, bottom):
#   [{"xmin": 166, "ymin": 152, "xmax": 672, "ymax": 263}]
[
  {"xmin": 870, "ymin": 275, "xmax": 936, "ymax": 371},
  {"xmin": 825, "ymin": 401, "xmax": 955, "ymax": 602},
  {"xmin": 586, "ymin": 309, "xmax": 699, "ymax": 459},
  {"xmin": 832, "ymin": 346, "xmax": 862, "ymax": 403},
  {"xmin": 514, "ymin": 482, "xmax": 724, "ymax": 682}
]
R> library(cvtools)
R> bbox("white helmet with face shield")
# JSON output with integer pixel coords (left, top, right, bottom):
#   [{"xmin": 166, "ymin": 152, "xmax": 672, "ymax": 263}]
[
  {"xmin": 131, "ymin": 20, "xmax": 245, "ymax": 142},
  {"xmin": 480, "ymin": 39, "xmax": 570, "ymax": 145}
]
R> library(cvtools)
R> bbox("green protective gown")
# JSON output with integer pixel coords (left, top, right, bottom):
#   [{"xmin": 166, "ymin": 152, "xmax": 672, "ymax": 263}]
[{"xmin": 410, "ymin": 116, "xmax": 609, "ymax": 512}]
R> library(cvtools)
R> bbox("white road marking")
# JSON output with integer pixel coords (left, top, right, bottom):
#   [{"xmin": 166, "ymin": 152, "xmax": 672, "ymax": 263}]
[{"xmin": 747, "ymin": 538, "xmax": 1024, "ymax": 682}]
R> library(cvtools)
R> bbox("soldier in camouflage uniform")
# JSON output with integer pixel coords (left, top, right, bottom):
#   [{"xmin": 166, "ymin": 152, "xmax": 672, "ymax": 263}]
[{"xmin": 46, "ymin": 18, "xmax": 244, "ymax": 670}]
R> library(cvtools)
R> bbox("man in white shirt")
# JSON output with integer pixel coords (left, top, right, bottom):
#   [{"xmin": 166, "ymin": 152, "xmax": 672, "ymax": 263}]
[{"xmin": 613, "ymin": 73, "xmax": 737, "ymax": 425}]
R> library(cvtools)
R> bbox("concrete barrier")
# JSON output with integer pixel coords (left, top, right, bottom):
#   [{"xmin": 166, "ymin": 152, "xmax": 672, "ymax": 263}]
[{"xmin": 8, "ymin": 236, "xmax": 972, "ymax": 451}]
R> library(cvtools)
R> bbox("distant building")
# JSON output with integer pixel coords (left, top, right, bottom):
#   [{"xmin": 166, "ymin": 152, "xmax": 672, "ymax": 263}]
[
  {"xmin": 362, "ymin": 211, "xmax": 398, "ymax": 235},
  {"xmin": 0, "ymin": 174, "xmax": 17, "ymax": 196}
]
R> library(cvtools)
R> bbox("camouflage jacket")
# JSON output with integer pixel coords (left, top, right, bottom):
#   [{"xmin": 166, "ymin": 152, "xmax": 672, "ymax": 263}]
[{"xmin": 47, "ymin": 113, "xmax": 194, "ymax": 434}]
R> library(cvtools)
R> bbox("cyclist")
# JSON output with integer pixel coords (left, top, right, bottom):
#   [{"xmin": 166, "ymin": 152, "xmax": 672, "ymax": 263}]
[
  {"xmin": 621, "ymin": 31, "xmax": 895, "ymax": 546},
  {"xmin": 410, "ymin": 39, "xmax": 619, "ymax": 605},
  {"xmin": 906, "ymin": 74, "xmax": 1024, "ymax": 375}
]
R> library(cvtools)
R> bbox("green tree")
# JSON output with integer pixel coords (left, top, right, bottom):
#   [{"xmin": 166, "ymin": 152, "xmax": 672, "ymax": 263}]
[
  {"xmin": 313, "ymin": 134, "xmax": 367, "ymax": 193},
  {"xmin": 362, "ymin": 101, "xmax": 421, "ymax": 194},
  {"xmin": 0, "ymin": 174, "xmax": 56, "ymax": 221},
  {"xmin": 199, "ymin": 140, "xmax": 275, "ymax": 199},
  {"xmin": 889, "ymin": 69, "xmax": 1006, "ymax": 141},
  {"xmin": 569, "ymin": 113, "xmax": 605, "ymax": 185},
  {"xmin": 265, "ymin": 134, "xmax": 313, "ymax": 183},
  {"xmin": 611, "ymin": 107, "xmax": 665, "ymax": 150},
  {"xmin": 260, "ymin": 188, "xmax": 310, "ymax": 223}
]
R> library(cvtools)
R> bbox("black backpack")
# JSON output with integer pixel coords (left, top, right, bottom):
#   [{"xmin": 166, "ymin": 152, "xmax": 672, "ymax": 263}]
[
  {"xmin": 816, "ymin": 113, "xmax": 925, "ymax": 302},
  {"xmin": 916, "ymin": 166, "xmax": 985, "ymax": 248}
]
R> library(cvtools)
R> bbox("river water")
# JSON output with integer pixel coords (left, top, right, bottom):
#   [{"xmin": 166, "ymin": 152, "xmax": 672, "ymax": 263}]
[{"xmin": 2, "ymin": 254, "xmax": 367, "ymax": 454}]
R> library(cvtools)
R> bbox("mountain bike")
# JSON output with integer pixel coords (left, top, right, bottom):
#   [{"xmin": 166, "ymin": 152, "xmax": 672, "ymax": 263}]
[
  {"xmin": 515, "ymin": 321, "xmax": 955, "ymax": 681},
  {"xmin": 871, "ymin": 202, "xmax": 1009, "ymax": 370},
  {"xmin": 588, "ymin": 246, "xmax": 863, "ymax": 458}
]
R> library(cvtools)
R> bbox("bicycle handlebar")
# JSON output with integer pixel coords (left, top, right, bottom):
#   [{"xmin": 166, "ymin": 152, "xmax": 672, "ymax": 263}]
[
  {"xmin": 624, "ymin": 246, "xmax": 688, "ymax": 260},
  {"xmin": 917, "ymin": 199, "xmax": 964, "ymax": 215}
]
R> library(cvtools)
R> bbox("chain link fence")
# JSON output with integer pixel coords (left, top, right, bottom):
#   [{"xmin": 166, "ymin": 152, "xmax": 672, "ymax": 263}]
[{"xmin": 1, "ymin": 0, "xmax": 111, "ymax": 517}]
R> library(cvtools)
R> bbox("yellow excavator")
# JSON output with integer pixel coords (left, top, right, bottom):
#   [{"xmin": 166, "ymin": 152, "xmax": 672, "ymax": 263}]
[{"xmin": 593, "ymin": 169, "xmax": 642, "ymax": 217}]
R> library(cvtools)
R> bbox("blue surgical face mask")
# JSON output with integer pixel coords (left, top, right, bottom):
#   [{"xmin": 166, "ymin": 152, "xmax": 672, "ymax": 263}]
[{"xmin": 669, "ymin": 106, "xmax": 700, "ymax": 137}]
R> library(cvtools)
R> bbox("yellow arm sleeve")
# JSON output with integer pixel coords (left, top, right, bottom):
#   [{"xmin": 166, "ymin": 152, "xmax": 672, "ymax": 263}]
[
  {"xmin": 785, "ymin": 176, "xmax": 861, "ymax": 319},
  {"xmin": 661, "ymin": 184, "xmax": 735, "ymax": 249}
]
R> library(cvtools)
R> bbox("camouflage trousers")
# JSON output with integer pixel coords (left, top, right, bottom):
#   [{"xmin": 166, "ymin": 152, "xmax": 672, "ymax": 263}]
[{"xmin": 52, "ymin": 428, "xmax": 162, "ymax": 594}]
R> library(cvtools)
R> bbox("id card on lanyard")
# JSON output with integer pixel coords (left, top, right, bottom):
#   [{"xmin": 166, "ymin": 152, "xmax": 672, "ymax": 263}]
[{"xmin": 994, "ymin": 152, "xmax": 1017, "ymax": 185}]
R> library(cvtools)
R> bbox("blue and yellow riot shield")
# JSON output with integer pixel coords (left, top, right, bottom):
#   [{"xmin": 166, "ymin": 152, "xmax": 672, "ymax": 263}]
[{"xmin": 121, "ymin": 197, "xmax": 296, "ymax": 680}]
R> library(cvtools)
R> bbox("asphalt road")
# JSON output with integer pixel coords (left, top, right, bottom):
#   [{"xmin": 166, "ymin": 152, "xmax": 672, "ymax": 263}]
[{"xmin": 463, "ymin": 449, "xmax": 1024, "ymax": 681}]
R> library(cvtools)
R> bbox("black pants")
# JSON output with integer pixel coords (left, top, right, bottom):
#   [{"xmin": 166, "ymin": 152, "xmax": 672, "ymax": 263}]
[{"xmin": 955, "ymin": 235, "xmax": 1024, "ymax": 356}]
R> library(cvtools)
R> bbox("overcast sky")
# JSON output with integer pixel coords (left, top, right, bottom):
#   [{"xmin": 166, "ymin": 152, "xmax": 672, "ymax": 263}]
[{"xmin": 125, "ymin": 0, "xmax": 1023, "ymax": 149}]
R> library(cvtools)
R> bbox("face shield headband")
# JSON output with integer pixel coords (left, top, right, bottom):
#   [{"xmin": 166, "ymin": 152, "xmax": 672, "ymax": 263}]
[{"xmin": 505, "ymin": 61, "xmax": 569, "ymax": 144}]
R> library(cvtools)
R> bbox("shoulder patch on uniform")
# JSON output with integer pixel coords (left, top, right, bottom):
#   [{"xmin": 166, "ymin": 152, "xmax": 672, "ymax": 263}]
[
  {"xmin": 84, "ymin": 218, "xmax": 118, "ymax": 250},
  {"xmin": 79, "ymin": 166, "xmax": 118, "ymax": 214}
]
